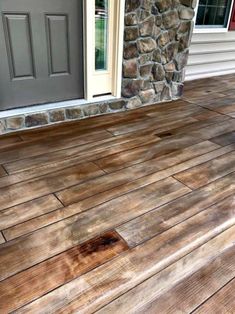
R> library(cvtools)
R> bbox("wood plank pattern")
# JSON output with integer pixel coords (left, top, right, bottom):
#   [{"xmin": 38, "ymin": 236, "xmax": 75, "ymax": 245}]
[
  {"xmin": 211, "ymin": 131, "xmax": 235, "ymax": 146},
  {"xmin": 0, "ymin": 74, "xmax": 234, "ymax": 312},
  {"xmin": 0, "ymin": 162, "xmax": 104, "ymax": 211},
  {"xmin": 0, "ymin": 166, "xmax": 6, "ymax": 178},
  {"xmin": 16, "ymin": 196, "xmax": 235, "ymax": 313},
  {"xmin": 117, "ymin": 172, "xmax": 235, "ymax": 247},
  {"xmin": 0, "ymin": 195, "xmax": 62, "ymax": 230},
  {"xmin": 174, "ymin": 151, "xmax": 235, "ymax": 189},
  {"xmin": 138, "ymin": 244, "xmax": 235, "ymax": 314},
  {"xmin": 0, "ymin": 231, "xmax": 128, "ymax": 313},
  {"xmin": 95, "ymin": 134, "xmax": 202, "ymax": 173},
  {"xmin": 195, "ymin": 278, "xmax": 235, "ymax": 314},
  {"xmin": 57, "ymin": 141, "xmax": 220, "ymax": 206},
  {"xmin": 0, "ymin": 177, "xmax": 189, "ymax": 280},
  {"xmin": 0, "ymin": 233, "xmax": 5, "ymax": 245},
  {"xmin": 97, "ymin": 225, "xmax": 235, "ymax": 314}
]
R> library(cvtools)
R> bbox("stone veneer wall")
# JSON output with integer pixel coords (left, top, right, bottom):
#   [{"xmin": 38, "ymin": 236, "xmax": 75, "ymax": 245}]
[{"xmin": 0, "ymin": 0, "xmax": 195, "ymax": 134}]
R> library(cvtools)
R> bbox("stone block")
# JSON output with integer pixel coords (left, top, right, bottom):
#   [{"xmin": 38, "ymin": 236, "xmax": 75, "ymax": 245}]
[
  {"xmin": 123, "ymin": 42, "xmax": 139, "ymax": 59},
  {"xmin": 109, "ymin": 100, "xmax": 126, "ymax": 110},
  {"xmin": 137, "ymin": 37, "xmax": 157, "ymax": 53},
  {"xmin": 99, "ymin": 103, "xmax": 109, "ymax": 113},
  {"xmin": 83, "ymin": 104, "xmax": 100, "ymax": 116},
  {"xmin": 139, "ymin": 89, "xmax": 156, "ymax": 104},
  {"xmin": 125, "ymin": 13, "xmax": 138, "ymax": 25},
  {"xmin": 161, "ymin": 85, "xmax": 172, "ymax": 101},
  {"xmin": 138, "ymin": 9, "xmax": 151, "ymax": 22},
  {"xmin": 140, "ymin": 63, "xmax": 153, "ymax": 78},
  {"xmin": 139, "ymin": 53, "xmax": 152, "ymax": 65},
  {"xmin": 49, "ymin": 110, "xmax": 65, "ymax": 123},
  {"xmin": 152, "ymin": 63, "xmax": 165, "ymax": 81},
  {"xmin": 152, "ymin": 48, "xmax": 162, "ymax": 63},
  {"xmin": 65, "ymin": 108, "xmax": 83, "ymax": 120},
  {"xmin": 153, "ymin": 81, "xmax": 165, "ymax": 93},
  {"xmin": 179, "ymin": 0, "xmax": 197, "ymax": 8},
  {"xmin": 126, "ymin": 0, "xmax": 141, "ymax": 13},
  {"xmin": 6, "ymin": 116, "xmax": 24, "ymax": 130},
  {"xmin": 122, "ymin": 79, "xmax": 142, "ymax": 98},
  {"xmin": 172, "ymin": 83, "xmax": 184, "ymax": 98},
  {"xmin": 25, "ymin": 113, "xmax": 48, "ymax": 128},
  {"xmin": 140, "ymin": 16, "xmax": 155, "ymax": 36},
  {"xmin": 126, "ymin": 96, "xmax": 142, "ymax": 109},
  {"xmin": 158, "ymin": 32, "xmax": 170, "ymax": 48},
  {"xmin": 175, "ymin": 50, "xmax": 189, "ymax": 70},
  {"xmin": 179, "ymin": 6, "xmax": 194, "ymax": 20},
  {"xmin": 124, "ymin": 26, "xmax": 139, "ymax": 41},
  {"xmin": 123, "ymin": 59, "xmax": 138, "ymax": 78},
  {"xmin": 155, "ymin": 0, "xmax": 172, "ymax": 12},
  {"xmin": 162, "ymin": 10, "xmax": 179, "ymax": 29}
]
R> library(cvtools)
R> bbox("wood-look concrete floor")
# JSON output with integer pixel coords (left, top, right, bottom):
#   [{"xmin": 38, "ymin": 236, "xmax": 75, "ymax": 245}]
[{"xmin": 0, "ymin": 74, "xmax": 234, "ymax": 313}]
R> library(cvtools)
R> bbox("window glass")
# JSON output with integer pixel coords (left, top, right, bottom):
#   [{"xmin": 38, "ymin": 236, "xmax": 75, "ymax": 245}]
[
  {"xmin": 95, "ymin": 0, "xmax": 109, "ymax": 70},
  {"xmin": 196, "ymin": 0, "xmax": 232, "ymax": 28}
]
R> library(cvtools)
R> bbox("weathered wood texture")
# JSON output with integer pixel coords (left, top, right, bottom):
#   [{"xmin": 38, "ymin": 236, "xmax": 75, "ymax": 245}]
[
  {"xmin": 0, "ymin": 231, "xmax": 128, "ymax": 313},
  {"xmin": 0, "ymin": 74, "xmax": 234, "ymax": 312}
]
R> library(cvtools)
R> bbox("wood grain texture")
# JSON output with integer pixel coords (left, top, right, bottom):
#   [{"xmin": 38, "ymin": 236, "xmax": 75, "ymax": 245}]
[
  {"xmin": 211, "ymin": 131, "xmax": 235, "ymax": 146},
  {"xmin": 0, "ymin": 162, "xmax": 104, "ymax": 211},
  {"xmin": 95, "ymin": 134, "xmax": 202, "ymax": 173},
  {"xmin": 4, "ymin": 129, "xmax": 162, "ymax": 174},
  {"xmin": 0, "ymin": 195, "xmax": 62, "ymax": 231},
  {"xmin": 0, "ymin": 177, "xmax": 189, "ymax": 279},
  {"xmin": 5, "ymin": 141, "xmax": 223, "ymax": 240},
  {"xmin": 174, "ymin": 151, "xmax": 235, "ymax": 189},
  {"xmin": 0, "ymin": 231, "xmax": 128, "ymax": 313},
  {"xmin": 195, "ymin": 278, "xmax": 235, "ymax": 314},
  {"xmin": 188, "ymin": 119, "xmax": 235, "ymax": 140},
  {"xmin": 138, "ymin": 244, "xmax": 235, "ymax": 314},
  {"xmin": 57, "ymin": 141, "xmax": 220, "ymax": 206},
  {"xmin": 117, "ymin": 172, "xmax": 235, "ymax": 247},
  {"xmin": 5, "ymin": 143, "xmax": 231, "ymax": 241},
  {"xmin": 0, "ymin": 233, "xmax": 5, "ymax": 245},
  {"xmin": 16, "ymin": 195, "xmax": 235, "ymax": 314},
  {"xmin": 0, "ymin": 134, "xmax": 22, "ymax": 149},
  {"xmin": 0, "ymin": 74, "xmax": 234, "ymax": 313},
  {"xmin": 0, "ymin": 130, "xmax": 112, "ymax": 164},
  {"xmin": 0, "ymin": 166, "xmax": 6, "ymax": 178},
  {"xmin": 97, "ymin": 225, "xmax": 235, "ymax": 314}
]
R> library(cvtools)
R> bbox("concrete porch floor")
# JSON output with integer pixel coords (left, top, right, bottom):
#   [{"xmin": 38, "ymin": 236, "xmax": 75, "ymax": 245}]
[{"xmin": 0, "ymin": 74, "xmax": 234, "ymax": 313}]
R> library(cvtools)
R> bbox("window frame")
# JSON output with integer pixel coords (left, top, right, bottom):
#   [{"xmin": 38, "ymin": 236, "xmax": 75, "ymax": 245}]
[
  {"xmin": 83, "ymin": 0, "xmax": 125, "ymax": 101},
  {"xmin": 229, "ymin": 0, "xmax": 235, "ymax": 29},
  {"xmin": 193, "ymin": 0, "xmax": 235, "ymax": 33}
]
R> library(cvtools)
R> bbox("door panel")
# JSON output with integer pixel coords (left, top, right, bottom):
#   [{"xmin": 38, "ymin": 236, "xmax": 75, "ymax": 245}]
[
  {"xmin": 3, "ymin": 13, "xmax": 35, "ymax": 79},
  {"xmin": 46, "ymin": 14, "xmax": 70, "ymax": 75},
  {"xmin": 0, "ymin": 0, "xmax": 83, "ymax": 111}
]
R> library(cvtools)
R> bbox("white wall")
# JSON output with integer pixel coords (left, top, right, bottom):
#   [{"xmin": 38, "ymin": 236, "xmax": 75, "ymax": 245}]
[{"xmin": 186, "ymin": 31, "xmax": 235, "ymax": 81}]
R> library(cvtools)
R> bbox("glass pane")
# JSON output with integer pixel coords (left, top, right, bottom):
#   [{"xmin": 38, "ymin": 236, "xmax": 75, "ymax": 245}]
[
  {"xmin": 196, "ymin": 0, "xmax": 231, "ymax": 27},
  {"xmin": 95, "ymin": 0, "xmax": 109, "ymax": 71}
]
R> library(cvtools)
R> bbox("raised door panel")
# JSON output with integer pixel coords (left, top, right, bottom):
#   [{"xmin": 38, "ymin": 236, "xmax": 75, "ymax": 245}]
[
  {"xmin": 2, "ymin": 13, "xmax": 35, "ymax": 80},
  {"xmin": 45, "ymin": 15, "xmax": 70, "ymax": 76}
]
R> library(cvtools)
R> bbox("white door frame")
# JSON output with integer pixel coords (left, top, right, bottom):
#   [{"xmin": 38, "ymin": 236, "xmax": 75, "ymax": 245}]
[{"xmin": 83, "ymin": 0, "xmax": 125, "ymax": 100}]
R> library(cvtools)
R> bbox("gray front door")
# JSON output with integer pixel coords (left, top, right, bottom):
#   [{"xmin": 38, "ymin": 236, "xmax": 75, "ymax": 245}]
[{"xmin": 0, "ymin": 0, "xmax": 83, "ymax": 111}]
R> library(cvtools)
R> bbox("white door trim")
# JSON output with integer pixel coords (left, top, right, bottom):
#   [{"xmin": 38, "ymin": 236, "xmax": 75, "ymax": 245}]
[{"xmin": 83, "ymin": 0, "xmax": 125, "ymax": 100}]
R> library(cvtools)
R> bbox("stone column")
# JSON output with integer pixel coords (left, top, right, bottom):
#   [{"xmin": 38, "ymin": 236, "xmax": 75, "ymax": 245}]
[{"xmin": 122, "ymin": 0, "xmax": 196, "ymax": 109}]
